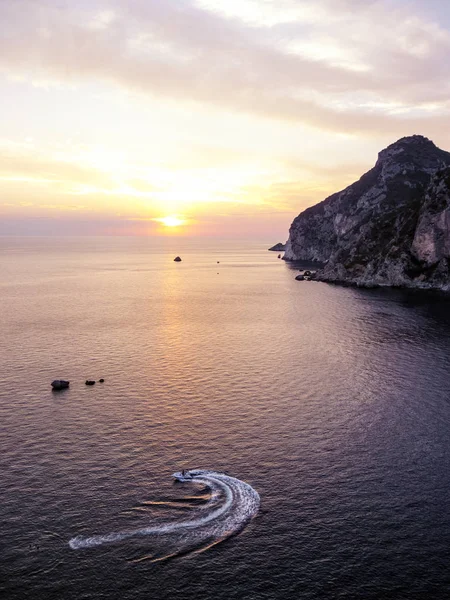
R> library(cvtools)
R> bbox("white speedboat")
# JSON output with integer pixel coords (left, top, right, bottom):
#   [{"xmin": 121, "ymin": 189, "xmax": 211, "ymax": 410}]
[
  {"xmin": 173, "ymin": 469, "xmax": 204, "ymax": 481},
  {"xmin": 172, "ymin": 470, "xmax": 194, "ymax": 482}
]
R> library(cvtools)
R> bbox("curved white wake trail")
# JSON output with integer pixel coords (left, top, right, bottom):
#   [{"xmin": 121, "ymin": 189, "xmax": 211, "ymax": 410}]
[{"xmin": 69, "ymin": 470, "xmax": 259, "ymax": 552}]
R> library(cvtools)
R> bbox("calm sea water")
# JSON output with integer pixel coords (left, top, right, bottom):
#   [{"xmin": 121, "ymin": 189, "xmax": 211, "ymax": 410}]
[{"xmin": 2, "ymin": 236, "xmax": 450, "ymax": 600}]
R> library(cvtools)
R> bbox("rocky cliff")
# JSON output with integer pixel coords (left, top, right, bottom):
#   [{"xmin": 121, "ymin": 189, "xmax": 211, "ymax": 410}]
[{"xmin": 284, "ymin": 135, "xmax": 450, "ymax": 290}]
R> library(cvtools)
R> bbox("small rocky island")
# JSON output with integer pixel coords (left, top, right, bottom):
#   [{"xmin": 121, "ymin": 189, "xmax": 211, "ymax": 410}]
[
  {"xmin": 284, "ymin": 135, "xmax": 450, "ymax": 290},
  {"xmin": 268, "ymin": 243, "xmax": 286, "ymax": 252}
]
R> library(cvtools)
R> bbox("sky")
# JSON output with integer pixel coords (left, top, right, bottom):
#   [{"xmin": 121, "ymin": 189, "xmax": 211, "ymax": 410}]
[{"xmin": 1, "ymin": 0, "xmax": 450, "ymax": 238}]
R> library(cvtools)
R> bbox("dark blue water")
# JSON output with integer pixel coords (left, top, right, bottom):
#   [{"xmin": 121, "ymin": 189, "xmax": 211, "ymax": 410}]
[{"xmin": 2, "ymin": 237, "xmax": 450, "ymax": 599}]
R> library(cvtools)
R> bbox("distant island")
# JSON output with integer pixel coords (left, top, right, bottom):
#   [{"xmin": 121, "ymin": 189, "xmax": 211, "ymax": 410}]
[
  {"xmin": 284, "ymin": 135, "xmax": 450, "ymax": 291},
  {"xmin": 268, "ymin": 243, "xmax": 286, "ymax": 252}
]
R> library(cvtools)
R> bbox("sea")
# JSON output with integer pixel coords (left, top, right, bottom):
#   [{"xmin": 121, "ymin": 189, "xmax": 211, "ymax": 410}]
[{"xmin": 2, "ymin": 236, "xmax": 450, "ymax": 600}]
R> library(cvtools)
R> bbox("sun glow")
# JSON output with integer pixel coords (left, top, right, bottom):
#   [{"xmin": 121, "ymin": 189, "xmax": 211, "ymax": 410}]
[{"xmin": 155, "ymin": 216, "xmax": 185, "ymax": 227}]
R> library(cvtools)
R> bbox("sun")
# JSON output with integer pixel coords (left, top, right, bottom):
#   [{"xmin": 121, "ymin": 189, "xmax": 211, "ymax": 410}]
[{"xmin": 156, "ymin": 216, "xmax": 185, "ymax": 228}]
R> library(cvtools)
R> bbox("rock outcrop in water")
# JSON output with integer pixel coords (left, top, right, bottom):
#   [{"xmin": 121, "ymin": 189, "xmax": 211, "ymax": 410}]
[
  {"xmin": 284, "ymin": 135, "xmax": 450, "ymax": 290},
  {"xmin": 51, "ymin": 379, "xmax": 70, "ymax": 390}
]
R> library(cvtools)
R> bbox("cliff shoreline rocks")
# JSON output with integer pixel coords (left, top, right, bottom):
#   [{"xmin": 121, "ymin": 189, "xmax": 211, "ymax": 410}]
[{"xmin": 284, "ymin": 135, "xmax": 450, "ymax": 291}]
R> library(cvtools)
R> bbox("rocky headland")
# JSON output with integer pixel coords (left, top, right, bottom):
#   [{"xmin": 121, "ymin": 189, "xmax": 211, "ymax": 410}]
[{"xmin": 284, "ymin": 135, "xmax": 450, "ymax": 290}]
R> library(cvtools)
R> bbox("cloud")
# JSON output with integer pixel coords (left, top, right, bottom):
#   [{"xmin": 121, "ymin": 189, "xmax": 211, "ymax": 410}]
[
  {"xmin": 0, "ymin": 0, "xmax": 449, "ymax": 138},
  {"xmin": 0, "ymin": 149, "xmax": 108, "ymax": 187}
]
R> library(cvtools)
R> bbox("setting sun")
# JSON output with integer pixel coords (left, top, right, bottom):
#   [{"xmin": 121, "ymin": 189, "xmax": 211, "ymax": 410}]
[{"xmin": 156, "ymin": 216, "xmax": 185, "ymax": 228}]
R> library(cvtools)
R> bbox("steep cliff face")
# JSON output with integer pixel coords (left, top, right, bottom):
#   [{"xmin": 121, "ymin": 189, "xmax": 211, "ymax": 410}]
[
  {"xmin": 409, "ymin": 168, "xmax": 450, "ymax": 287},
  {"xmin": 285, "ymin": 136, "xmax": 450, "ymax": 289}
]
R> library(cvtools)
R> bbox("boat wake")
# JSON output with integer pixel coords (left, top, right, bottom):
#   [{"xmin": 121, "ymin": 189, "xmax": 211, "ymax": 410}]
[{"xmin": 68, "ymin": 470, "xmax": 260, "ymax": 561}]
